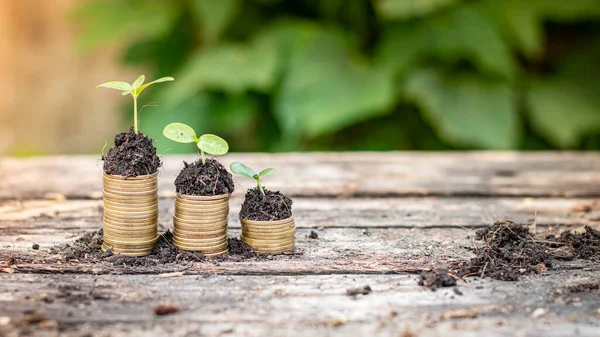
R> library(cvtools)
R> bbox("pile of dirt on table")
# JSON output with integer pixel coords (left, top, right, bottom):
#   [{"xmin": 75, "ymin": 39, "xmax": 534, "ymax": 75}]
[
  {"xmin": 453, "ymin": 221, "xmax": 552, "ymax": 281},
  {"xmin": 453, "ymin": 221, "xmax": 600, "ymax": 281},
  {"xmin": 174, "ymin": 158, "xmax": 235, "ymax": 196},
  {"xmin": 239, "ymin": 187, "xmax": 293, "ymax": 221}
]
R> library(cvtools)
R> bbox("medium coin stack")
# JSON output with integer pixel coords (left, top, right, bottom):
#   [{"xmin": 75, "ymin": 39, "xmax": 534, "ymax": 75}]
[
  {"xmin": 102, "ymin": 172, "xmax": 158, "ymax": 256},
  {"xmin": 173, "ymin": 194, "xmax": 229, "ymax": 255},
  {"xmin": 241, "ymin": 217, "xmax": 295, "ymax": 254}
]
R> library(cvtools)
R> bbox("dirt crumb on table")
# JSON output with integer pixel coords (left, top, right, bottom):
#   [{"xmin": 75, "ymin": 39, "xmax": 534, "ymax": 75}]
[{"xmin": 418, "ymin": 270, "xmax": 456, "ymax": 290}]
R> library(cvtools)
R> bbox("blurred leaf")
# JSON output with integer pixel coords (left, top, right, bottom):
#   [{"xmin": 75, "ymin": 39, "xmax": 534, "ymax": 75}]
[
  {"xmin": 272, "ymin": 22, "xmax": 395, "ymax": 141},
  {"xmin": 527, "ymin": 79, "xmax": 600, "ymax": 148},
  {"xmin": 198, "ymin": 134, "xmax": 229, "ymax": 155},
  {"xmin": 526, "ymin": 39, "xmax": 600, "ymax": 148},
  {"xmin": 131, "ymin": 75, "xmax": 145, "ymax": 89},
  {"xmin": 476, "ymin": 0, "xmax": 544, "ymax": 60},
  {"xmin": 258, "ymin": 168, "xmax": 276, "ymax": 177},
  {"xmin": 230, "ymin": 162, "xmax": 257, "ymax": 179},
  {"xmin": 373, "ymin": 0, "xmax": 461, "ymax": 20},
  {"xmin": 538, "ymin": 0, "xmax": 600, "ymax": 21},
  {"xmin": 134, "ymin": 77, "xmax": 175, "ymax": 96},
  {"xmin": 379, "ymin": 7, "xmax": 515, "ymax": 80},
  {"xmin": 163, "ymin": 123, "xmax": 197, "ymax": 143},
  {"xmin": 405, "ymin": 68, "xmax": 519, "ymax": 149},
  {"xmin": 162, "ymin": 37, "xmax": 278, "ymax": 105},
  {"xmin": 72, "ymin": 0, "xmax": 179, "ymax": 51},
  {"xmin": 192, "ymin": 0, "xmax": 240, "ymax": 43},
  {"xmin": 96, "ymin": 81, "xmax": 131, "ymax": 92}
]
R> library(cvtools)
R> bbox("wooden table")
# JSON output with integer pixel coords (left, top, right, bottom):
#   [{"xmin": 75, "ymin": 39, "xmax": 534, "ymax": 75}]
[{"xmin": 1, "ymin": 153, "xmax": 599, "ymax": 336}]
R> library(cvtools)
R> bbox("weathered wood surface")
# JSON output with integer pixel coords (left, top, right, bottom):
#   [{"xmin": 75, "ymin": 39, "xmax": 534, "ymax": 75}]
[
  {"xmin": 1, "ymin": 153, "xmax": 599, "ymax": 336},
  {"xmin": 1, "ymin": 152, "xmax": 600, "ymax": 200}
]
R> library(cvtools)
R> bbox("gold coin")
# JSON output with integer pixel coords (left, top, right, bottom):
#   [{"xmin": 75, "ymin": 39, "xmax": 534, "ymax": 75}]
[
  {"xmin": 103, "ymin": 228, "xmax": 157, "ymax": 238},
  {"xmin": 173, "ymin": 226, "xmax": 226, "ymax": 235},
  {"xmin": 103, "ymin": 193, "xmax": 158, "ymax": 204},
  {"xmin": 103, "ymin": 188, "xmax": 158, "ymax": 197},
  {"xmin": 173, "ymin": 229, "xmax": 227, "ymax": 239},
  {"xmin": 175, "ymin": 202, "xmax": 229, "ymax": 212},
  {"xmin": 241, "ymin": 228, "xmax": 295, "ymax": 240},
  {"xmin": 242, "ymin": 224, "xmax": 295, "ymax": 233},
  {"xmin": 177, "ymin": 193, "xmax": 229, "ymax": 202},
  {"xmin": 103, "ymin": 172, "xmax": 158, "ymax": 181},
  {"xmin": 103, "ymin": 214, "xmax": 157, "ymax": 224},
  {"xmin": 103, "ymin": 180, "xmax": 157, "ymax": 190},
  {"xmin": 102, "ymin": 244, "xmax": 153, "ymax": 256},
  {"xmin": 103, "ymin": 199, "xmax": 157, "ymax": 211},
  {"xmin": 173, "ymin": 234, "xmax": 227, "ymax": 245},
  {"xmin": 173, "ymin": 215, "xmax": 228, "ymax": 225},
  {"xmin": 241, "ymin": 235, "xmax": 294, "ymax": 246},
  {"xmin": 250, "ymin": 245, "xmax": 294, "ymax": 254},
  {"xmin": 174, "ymin": 211, "xmax": 229, "ymax": 221},
  {"xmin": 241, "ymin": 216, "xmax": 294, "ymax": 226},
  {"xmin": 173, "ymin": 241, "xmax": 228, "ymax": 253},
  {"xmin": 103, "ymin": 239, "xmax": 157, "ymax": 249},
  {"xmin": 104, "ymin": 206, "xmax": 158, "ymax": 216},
  {"xmin": 103, "ymin": 217, "xmax": 156, "ymax": 228},
  {"xmin": 173, "ymin": 222, "xmax": 228, "ymax": 233}
]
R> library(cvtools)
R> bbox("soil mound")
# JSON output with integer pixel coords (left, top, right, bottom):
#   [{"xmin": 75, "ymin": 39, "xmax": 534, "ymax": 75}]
[
  {"xmin": 174, "ymin": 158, "xmax": 234, "ymax": 196},
  {"xmin": 418, "ymin": 270, "xmax": 457, "ymax": 290},
  {"xmin": 239, "ymin": 187, "xmax": 293, "ymax": 221},
  {"xmin": 102, "ymin": 127, "xmax": 161, "ymax": 177}
]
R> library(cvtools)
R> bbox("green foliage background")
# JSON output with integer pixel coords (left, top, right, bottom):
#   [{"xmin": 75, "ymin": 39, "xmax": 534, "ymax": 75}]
[{"xmin": 75, "ymin": 0, "xmax": 600, "ymax": 153}]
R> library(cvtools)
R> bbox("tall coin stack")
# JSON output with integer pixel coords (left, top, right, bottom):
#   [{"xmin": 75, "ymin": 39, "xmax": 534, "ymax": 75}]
[
  {"xmin": 102, "ymin": 172, "xmax": 159, "ymax": 256},
  {"xmin": 241, "ymin": 217, "xmax": 295, "ymax": 254},
  {"xmin": 173, "ymin": 194, "xmax": 229, "ymax": 256}
]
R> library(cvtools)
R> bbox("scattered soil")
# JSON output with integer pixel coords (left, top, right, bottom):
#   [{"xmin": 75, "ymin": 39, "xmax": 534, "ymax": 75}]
[
  {"xmin": 174, "ymin": 158, "xmax": 234, "ymax": 196},
  {"xmin": 32, "ymin": 243, "xmax": 39, "ymax": 250},
  {"xmin": 346, "ymin": 285, "xmax": 371, "ymax": 297},
  {"xmin": 565, "ymin": 282, "xmax": 599, "ymax": 293},
  {"xmin": 418, "ymin": 270, "xmax": 457, "ymax": 290},
  {"xmin": 239, "ymin": 187, "xmax": 293, "ymax": 221},
  {"xmin": 453, "ymin": 221, "xmax": 552, "ymax": 281},
  {"xmin": 45, "ymin": 228, "xmax": 299, "ymax": 272},
  {"xmin": 154, "ymin": 304, "xmax": 181, "ymax": 316},
  {"xmin": 102, "ymin": 127, "xmax": 161, "ymax": 177},
  {"xmin": 553, "ymin": 226, "xmax": 600, "ymax": 260},
  {"xmin": 308, "ymin": 230, "xmax": 319, "ymax": 239}
]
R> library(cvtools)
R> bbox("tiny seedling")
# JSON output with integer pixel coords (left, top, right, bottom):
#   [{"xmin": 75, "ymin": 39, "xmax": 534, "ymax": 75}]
[
  {"xmin": 163, "ymin": 122, "xmax": 228, "ymax": 165},
  {"xmin": 230, "ymin": 162, "xmax": 275, "ymax": 196},
  {"xmin": 97, "ymin": 75, "xmax": 174, "ymax": 134}
]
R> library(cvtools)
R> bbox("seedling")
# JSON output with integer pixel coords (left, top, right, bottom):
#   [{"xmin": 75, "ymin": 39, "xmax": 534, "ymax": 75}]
[
  {"xmin": 230, "ymin": 162, "xmax": 275, "ymax": 196},
  {"xmin": 163, "ymin": 122, "xmax": 229, "ymax": 165},
  {"xmin": 97, "ymin": 75, "xmax": 174, "ymax": 134}
]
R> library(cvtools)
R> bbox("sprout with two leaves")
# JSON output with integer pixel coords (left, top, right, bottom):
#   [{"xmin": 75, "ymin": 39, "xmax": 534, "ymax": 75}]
[
  {"xmin": 163, "ymin": 123, "xmax": 229, "ymax": 165},
  {"xmin": 230, "ymin": 162, "xmax": 275, "ymax": 196},
  {"xmin": 97, "ymin": 75, "xmax": 174, "ymax": 134}
]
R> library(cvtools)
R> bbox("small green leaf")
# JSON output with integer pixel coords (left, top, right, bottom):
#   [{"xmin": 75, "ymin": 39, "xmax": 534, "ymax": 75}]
[
  {"xmin": 163, "ymin": 123, "xmax": 197, "ymax": 143},
  {"xmin": 96, "ymin": 81, "xmax": 132, "ymax": 92},
  {"xmin": 131, "ymin": 75, "xmax": 145, "ymax": 89},
  {"xmin": 230, "ymin": 162, "xmax": 256, "ymax": 179},
  {"xmin": 258, "ymin": 168, "xmax": 276, "ymax": 177},
  {"xmin": 197, "ymin": 134, "xmax": 229, "ymax": 156},
  {"xmin": 133, "ymin": 77, "xmax": 175, "ymax": 97}
]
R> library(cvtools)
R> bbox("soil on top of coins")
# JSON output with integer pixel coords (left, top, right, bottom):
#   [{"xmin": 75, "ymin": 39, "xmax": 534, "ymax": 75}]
[
  {"xmin": 102, "ymin": 126, "xmax": 161, "ymax": 177},
  {"xmin": 452, "ymin": 221, "xmax": 600, "ymax": 281},
  {"xmin": 174, "ymin": 158, "xmax": 235, "ymax": 196},
  {"xmin": 239, "ymin": 187, "xmax": 293, "ymax": 221}
]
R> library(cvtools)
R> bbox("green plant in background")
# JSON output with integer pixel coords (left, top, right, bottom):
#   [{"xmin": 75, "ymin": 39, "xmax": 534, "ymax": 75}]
[
  {"xmin": 79, "ymin": 0, "xmax": 600, "ymax": 151},
  {"xmin": 163, "ymin": 122, "xmax": 229, "ymax": 164},
  {"xmin": 97, "ymin": 75, "xmax": 174, "ymax": 133},
  {"xmin": 230, "ymin": 162, "xmax": 275, "ymax": 196}
]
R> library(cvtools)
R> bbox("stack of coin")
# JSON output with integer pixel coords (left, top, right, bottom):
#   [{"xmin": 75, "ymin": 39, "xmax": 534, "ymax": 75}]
[
  {"xmin": 241, "ymin": 217, "xmax": 295, "ymax": 254},
  {"xmin": 101, "ymin": 172, "xmax": 158, "ymax": 256},
  {"xmin": 173, "ymin": 193, "xmax": 229, "ymax": 256}
]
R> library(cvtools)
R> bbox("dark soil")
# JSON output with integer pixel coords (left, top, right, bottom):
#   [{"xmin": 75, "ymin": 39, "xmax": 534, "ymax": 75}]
[
  {"xmin": 418, "ymin": 270, "xmax": 457, "ymax": 290},
  {"xmin": 102, "ymin": 127, "xmax": 161, "ymax": 177},
  {"xmin": 239, "ymin": 187, "xmax": 293, "ymax": 221},
  {"xmin": 553, "ymin": 226, "xmax": 600, "ymax": 260},
  {"xmin": 453, "ymin": 221, "xmax": 552, "ymax": 281},
  {"xmin": 308, "ymin": 230, "xmax": 319, "ymax": 239},
  {"xmin": 346, "ymin": 285, "xmax": 372, "ymax": 297},
  {"xmin": 174, "ymin": 158, "xmax": 235, "ymax": 196},
  {"xmin": 46, "ymin": 228, "xmax": 299, "ymax": 271}
]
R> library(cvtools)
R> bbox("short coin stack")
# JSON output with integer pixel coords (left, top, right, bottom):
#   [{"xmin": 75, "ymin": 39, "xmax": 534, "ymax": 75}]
[
  {"xmin": 102, "ymin": 172, "xmax": 159, "ymax": 256},
  {"xmin": 173, "ymin": 194, "xmax": 229, "ymax": 255},
  {"xmin": 241, "ymin": 217, "xmax": 295, "ymax": 254}
]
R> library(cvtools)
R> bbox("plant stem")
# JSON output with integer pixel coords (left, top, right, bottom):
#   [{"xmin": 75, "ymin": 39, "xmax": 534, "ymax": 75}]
[
  {"xmin": 133, "ymin": 96, "xmax": 138, "ymax": 134},
  {"xmin": 256, "ymin": 178, "xmax": 265, "ymax": 196},
  {"xmin": 201, "ymin": 150, "xmax": 206, "ymax": 165}
]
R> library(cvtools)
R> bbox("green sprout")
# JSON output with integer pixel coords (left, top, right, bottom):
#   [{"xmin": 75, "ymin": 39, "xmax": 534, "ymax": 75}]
[
  {"xmin": 97, "ymin": 75, "xmax": 174, "ymax": 134},
  {"xmin": 163, "ymin": 122, "xmax": 229, "ymax": 165},
  {"xmin": 230, "ymin": 162, "xmax": 275, "ymax": 196}
]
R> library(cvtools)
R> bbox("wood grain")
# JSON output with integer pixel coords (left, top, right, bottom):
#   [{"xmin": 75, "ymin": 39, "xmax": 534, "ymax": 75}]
[{"xmin": 2, "ymin": 152, "xmax": 600, "ymax": 200}]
